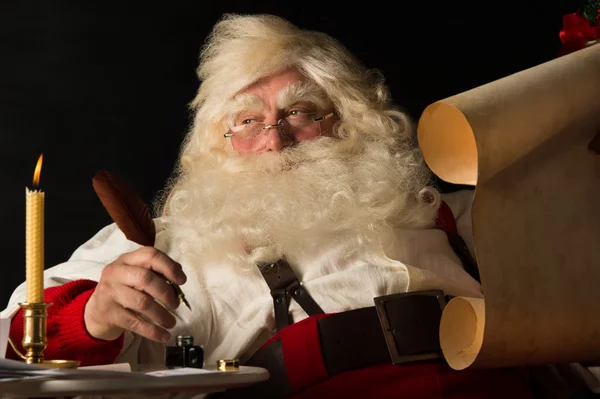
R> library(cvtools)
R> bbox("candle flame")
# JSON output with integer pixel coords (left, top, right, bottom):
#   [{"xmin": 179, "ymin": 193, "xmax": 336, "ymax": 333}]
[{"xmin": 32, "ymin": 153, "xmax": 43, "ymax": 188}]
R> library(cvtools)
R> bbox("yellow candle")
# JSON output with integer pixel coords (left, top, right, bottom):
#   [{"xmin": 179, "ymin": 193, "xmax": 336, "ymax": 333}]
[{"xmin": 25, "ymin": 154, "xmax": 44, "ymax": 303}]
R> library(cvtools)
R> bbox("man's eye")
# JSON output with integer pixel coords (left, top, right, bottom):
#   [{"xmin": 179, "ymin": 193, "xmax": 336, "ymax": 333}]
[
  {"xmin": 241, "ymin": 118, "xmax": 257, "ymax": 125},
  {"xmin": 288, "ymin": 110, "xmax": 309, "ymax": 116}
]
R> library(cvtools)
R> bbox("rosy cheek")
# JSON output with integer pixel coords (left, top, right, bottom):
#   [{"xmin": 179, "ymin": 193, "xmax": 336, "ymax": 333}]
[
  {"xmin": 232, "ymin": 139, "xmax": 264, "ymax": 155},
  {"xmin": 295, "ymin": 126, "xmax": 323, "ymax": 142}
]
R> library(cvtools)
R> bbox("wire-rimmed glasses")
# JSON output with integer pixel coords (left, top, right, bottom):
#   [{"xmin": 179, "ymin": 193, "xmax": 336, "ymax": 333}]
[{"xmin": 224, "ymin": 111, "xmax": 335, "ymax": 143}]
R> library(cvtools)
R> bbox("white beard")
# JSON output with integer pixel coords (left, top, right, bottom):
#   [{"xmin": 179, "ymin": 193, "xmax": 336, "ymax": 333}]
[{"xmin": 160, "ymin": 135, "xmax": 437, "ymax": 273}]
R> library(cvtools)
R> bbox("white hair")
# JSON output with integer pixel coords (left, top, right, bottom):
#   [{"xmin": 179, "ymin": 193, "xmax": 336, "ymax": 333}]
[{"xmin": 154, "ymin": 14, "xmax": 438, "ymax": 271}]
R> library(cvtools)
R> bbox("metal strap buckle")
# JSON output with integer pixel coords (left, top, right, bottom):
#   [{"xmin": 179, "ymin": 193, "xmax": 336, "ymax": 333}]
[{"xmin": 374, "ymin": 290, "xmax": 447, "ymax": 365}]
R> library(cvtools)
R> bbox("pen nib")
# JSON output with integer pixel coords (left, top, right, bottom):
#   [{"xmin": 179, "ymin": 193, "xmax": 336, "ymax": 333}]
[
  {"xmin": 180, "ymin": 295, "xmax": 192, "ymax": 311},
  {"xmin": 167, "ymin": 280, "xmax": 192, "ymax": 311}
]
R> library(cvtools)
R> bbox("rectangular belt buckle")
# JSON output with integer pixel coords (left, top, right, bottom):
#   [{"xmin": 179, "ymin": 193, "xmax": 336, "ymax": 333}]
[{"xmin": 374, "ymin": 290, "xmax": 447, "ymax": 365}]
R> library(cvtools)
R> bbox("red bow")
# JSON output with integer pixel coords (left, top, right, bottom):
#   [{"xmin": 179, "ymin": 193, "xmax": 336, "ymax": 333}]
[{"xmin": 558, "ymin": 12, "xmax": 600, "ymax": 56}]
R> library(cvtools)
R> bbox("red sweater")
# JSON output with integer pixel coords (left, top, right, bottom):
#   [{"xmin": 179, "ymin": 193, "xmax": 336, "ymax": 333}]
[{"xmin": 7, "ymin": 279, "xmax": 123, "ymax": 366}]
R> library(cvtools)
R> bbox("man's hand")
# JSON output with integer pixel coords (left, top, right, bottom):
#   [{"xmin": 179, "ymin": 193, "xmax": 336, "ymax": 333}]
[{"xmin": 84, "ymin": 247, "xmax": 187, "ymax": 342}]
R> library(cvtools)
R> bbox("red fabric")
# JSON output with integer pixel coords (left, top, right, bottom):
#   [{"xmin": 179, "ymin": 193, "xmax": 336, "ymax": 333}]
[
  {"xmin": 261, "ymin": 313, "xmax": 332, "ymax": 349},
  {"xmin": 280, "ymin": 314, "xmax": 330, "ymax": 391},
  {"xmin": 289, "ymin": 361, "xmax": 536, "ymax": 399},
  {"xmin": 7, "ymin": 279, "xmax": 124, "ymax": 366},
  {"xmin": 436, "ymin": 200, "xmax": 458, "ymax": 234},
  {"xmin": 558, "ymin": 12, "xmax": 600, "ymax": 56}
]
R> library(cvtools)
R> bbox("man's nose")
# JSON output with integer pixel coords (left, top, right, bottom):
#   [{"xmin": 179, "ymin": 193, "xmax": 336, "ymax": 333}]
[{"xmin": 263, "ymin": 123, "xmax": 293, "ymax": 152}]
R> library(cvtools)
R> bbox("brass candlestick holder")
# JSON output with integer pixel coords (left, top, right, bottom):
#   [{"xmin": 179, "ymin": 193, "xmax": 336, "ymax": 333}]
[
  {"xmin": 10, "ymin": 301, "xmax": 80, "ymax": 369},
  {"xmin": 20, "ymin": 302, "xmax": 50, "ymax": 364}
]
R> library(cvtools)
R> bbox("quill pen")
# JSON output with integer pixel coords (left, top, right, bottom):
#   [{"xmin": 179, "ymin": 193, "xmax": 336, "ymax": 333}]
[{"xmin": 92, "ymin": 170, "xmax": 191, "ymax": 310}]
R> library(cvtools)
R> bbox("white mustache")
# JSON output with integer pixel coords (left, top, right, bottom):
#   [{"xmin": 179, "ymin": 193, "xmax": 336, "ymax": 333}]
[{"xmin": 223, "ymin": 136, "xmax": 335, "ymax": 174}]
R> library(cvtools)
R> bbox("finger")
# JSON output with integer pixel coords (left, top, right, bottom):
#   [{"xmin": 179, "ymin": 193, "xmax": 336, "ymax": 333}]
[
  {"xmin": 115, "ymin": 285, "xmax": 177, "ymax": 330},
  {"xmin": 115, "ymin": 264, "xmax": 181, "ymax": 310},
  {"xmin": 109, "ymin": 304, "xmax": 172, "ymax": 343},
  {"xmin": 121, "ymin": 247, "xmax": 187, "ymax": 285}
]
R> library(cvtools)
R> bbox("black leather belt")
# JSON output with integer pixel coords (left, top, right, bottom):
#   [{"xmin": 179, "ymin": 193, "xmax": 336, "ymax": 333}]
[
  {"xmin": 218, "ymin": 290, "xmax": 449, "ymax": 398},
  {"xmin": 321, "ymin": 289, "xmax": 448, "ymax": 375}
]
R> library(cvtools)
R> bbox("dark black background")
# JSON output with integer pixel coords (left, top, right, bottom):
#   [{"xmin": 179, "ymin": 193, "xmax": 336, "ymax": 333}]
[{"xmin": 0, "ymin": 1, "xmax": 579, "ymax": 307}]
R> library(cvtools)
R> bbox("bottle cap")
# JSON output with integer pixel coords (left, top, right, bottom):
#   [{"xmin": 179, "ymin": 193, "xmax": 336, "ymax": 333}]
[
  {"xmin": 217, "ymin": 359, "xmax": 240, "ymax": 371},
  {"xmin": 176, "ymin": 335, "xmax": 194, "ymax": 347}
]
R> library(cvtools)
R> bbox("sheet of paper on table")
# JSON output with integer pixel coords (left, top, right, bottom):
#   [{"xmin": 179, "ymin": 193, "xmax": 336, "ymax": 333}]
[
  {"xmin": 146, "ymin": 367, "xmax": 223, "ymax": 377},
  {"xmin": 0, "ymin": 358, "xmax": 148, "ymax": 381}
]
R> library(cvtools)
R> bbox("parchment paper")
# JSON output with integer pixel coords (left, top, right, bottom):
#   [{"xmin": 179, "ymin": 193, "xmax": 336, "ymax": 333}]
[{"xmin": 417, "ymin": 43, "xmax": 600, "ymax": 370}]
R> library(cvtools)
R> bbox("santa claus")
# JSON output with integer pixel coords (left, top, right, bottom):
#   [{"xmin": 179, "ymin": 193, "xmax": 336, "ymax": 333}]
[{"xmin": 5, "ymin": 13, "xmax": 567, "ymax": 399}]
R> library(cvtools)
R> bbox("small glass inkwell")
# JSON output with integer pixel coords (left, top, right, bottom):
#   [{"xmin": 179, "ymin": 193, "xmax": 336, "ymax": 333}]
[{"xmin": 165, "ymin": 335, "xmax": 204, "ymax": 369}]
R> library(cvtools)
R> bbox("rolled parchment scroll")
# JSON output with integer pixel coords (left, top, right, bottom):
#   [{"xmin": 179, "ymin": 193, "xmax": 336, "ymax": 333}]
[{"xmin": 417, "ymin": 44, "xmax": 600, "ymax": 370}]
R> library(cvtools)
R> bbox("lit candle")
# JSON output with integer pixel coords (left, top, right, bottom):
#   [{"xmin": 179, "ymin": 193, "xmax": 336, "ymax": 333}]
[{"xmin": 25, "ymin": 154, "xmax": 44, "ymax": 303}]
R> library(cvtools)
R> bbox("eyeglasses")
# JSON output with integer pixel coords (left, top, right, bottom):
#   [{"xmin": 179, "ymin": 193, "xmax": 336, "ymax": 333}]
[{"xmin": 224, "ymin": 111, "xmax": 335, "ymax": 142}]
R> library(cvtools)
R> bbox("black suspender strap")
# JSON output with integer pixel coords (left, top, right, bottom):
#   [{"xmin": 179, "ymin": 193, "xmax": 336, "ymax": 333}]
[{"xmin": 258, "ymin": 258, "xmax": 324, "ymax": 332}]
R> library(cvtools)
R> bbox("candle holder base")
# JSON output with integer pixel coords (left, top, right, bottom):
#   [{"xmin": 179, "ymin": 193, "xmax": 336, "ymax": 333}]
[
  {"xmin": 18, "ymin": 301, "xmax": 81, "ymax": 368},
  {"xmin": 9, "ymin": 304, "xmax": 81, "ymax": 370},
  {"xmin": 37, "ymin": 359, "xmax": 81, "ymax": 369},
  {"xmin": 8, "ymin": 336, "xmax": 80, "ymax": 368}
]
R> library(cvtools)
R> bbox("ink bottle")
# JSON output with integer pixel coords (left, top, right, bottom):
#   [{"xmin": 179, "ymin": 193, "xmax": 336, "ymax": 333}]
[{"xmin": 165, "ymin": 335, "xmax": 204, "ymax": 369}]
